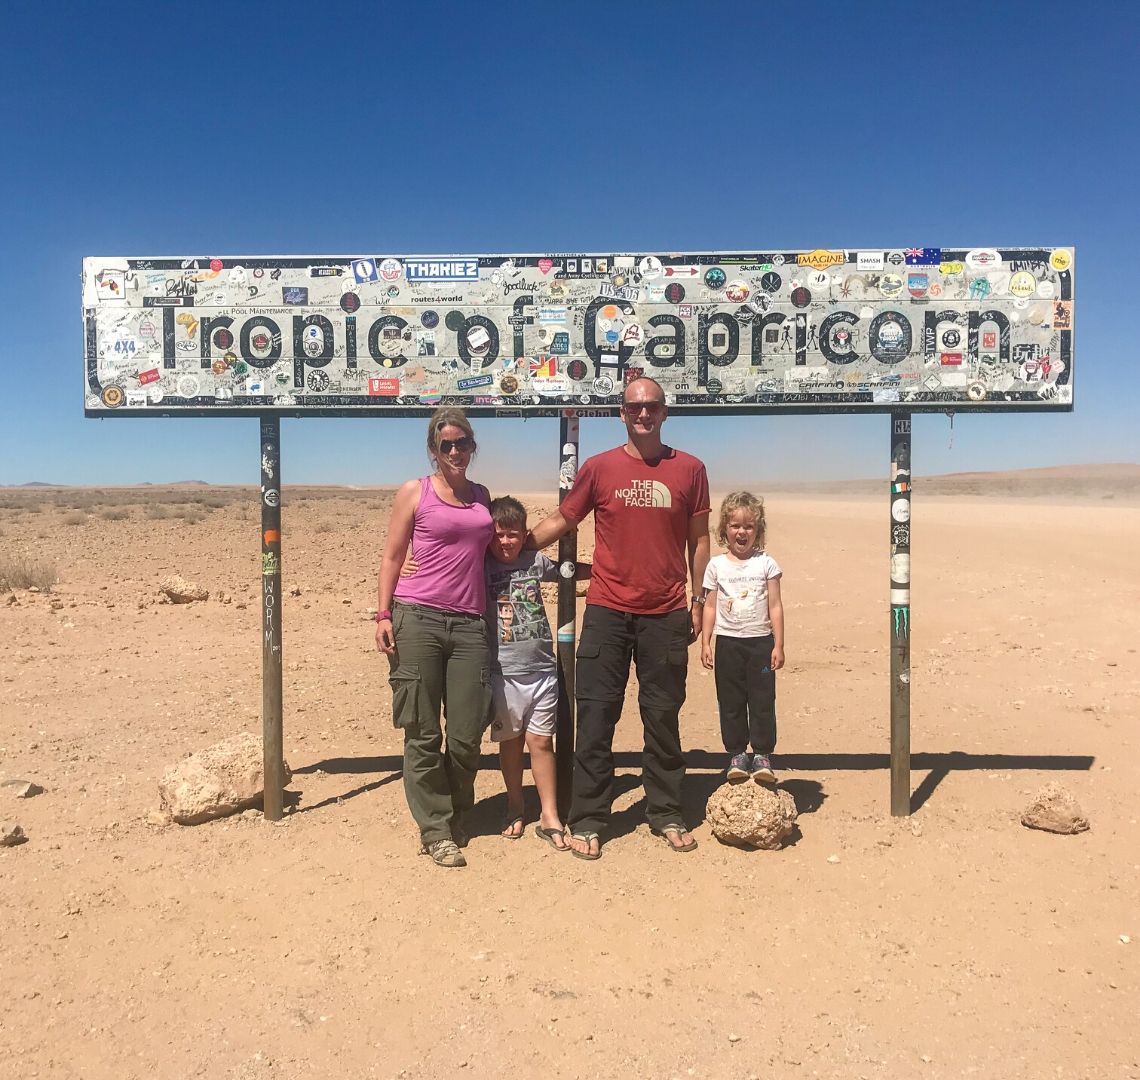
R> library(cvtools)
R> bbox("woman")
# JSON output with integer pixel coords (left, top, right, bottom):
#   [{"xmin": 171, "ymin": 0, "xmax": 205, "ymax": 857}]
[{"xmin": 376, "ymin": 407, "xmax": 493, "ymax": 868}]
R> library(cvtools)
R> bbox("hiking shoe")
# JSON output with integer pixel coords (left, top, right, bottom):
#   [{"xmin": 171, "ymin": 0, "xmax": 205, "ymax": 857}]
[
  {"xmin": 751, "ymin": 754, "xmax": 777, "ymax": 785},
  {"xmin": 727, "ymin": 752, "xmax": 752, "ymax": 783},
  {"xmin": 420, "ymin": 838, "xmax": 467, "ymax": 868}
]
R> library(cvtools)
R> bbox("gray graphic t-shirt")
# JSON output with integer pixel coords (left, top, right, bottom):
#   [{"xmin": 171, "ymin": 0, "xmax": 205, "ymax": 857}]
[{"xmin": 485, "ymin": 551, "xmax": 559, "ymax": 676}]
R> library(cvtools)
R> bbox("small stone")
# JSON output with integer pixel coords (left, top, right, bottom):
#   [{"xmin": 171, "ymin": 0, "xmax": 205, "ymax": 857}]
[
  {"xmin": 145, "ymin": 809, "xmax": 172, "ymax": 827},
  {"xmin": 2, "ymin": 779, "xmax": 44, "ymax": 799},
  {"xmin": 1021, "ymin": 783, "xmax": 1090, "ymax": 834},
  {"xmin": 705, "ymin": 783, "xmax": 798, "ymax": 850},
  {"xmin": 728, "ymin": 1033, "xmax": 742, "ymax": 1043},
  {"xmin": 1120, "ymin": 935, "xmax": 1131, "ymax": 944},
  {"xmin": 827, "ymin": 854, "xmax": 841, "ymax": 864},
  {"xmin": 1, "ymin": 822, "xmax": 28, "ymax": 846},
  {"xmin": 158, "ymin": 575, "xmax": 209, "ymax": 604}
]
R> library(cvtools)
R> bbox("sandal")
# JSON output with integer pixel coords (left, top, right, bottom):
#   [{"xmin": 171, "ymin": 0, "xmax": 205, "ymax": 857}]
[
  {"xmin": 419, "ymin": 838, "xmax": 467, "ymax": 868},
  {"xmin": 535, "ymin": 825, "xmax": 570, "ymax": 852},
  {"xmin": 652, "ymin": 823, "xmax": 698, "ymax": 853},
  {"xmin": 566, "ymin": 829, "xmax": 602, "ymax": 861},
  {"xmin": 501, "ymin": 815, "xmax": 525, "ymax": 840}
]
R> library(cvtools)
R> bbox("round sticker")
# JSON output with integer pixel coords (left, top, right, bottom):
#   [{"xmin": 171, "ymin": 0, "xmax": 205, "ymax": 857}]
[
  {"xmin": 213, "ymin": 328, "xmax": 234, "ymax": 349},
  {"xmin": 445, "ymin": 310, "xmax": 466, "ymax": 332},
  {"xmin": 378, "ymin": 258, "xmax": 402, "ymax": 281},
  {"xmin": 807, "ymin": 271, "xmax": 829, "ymax": 290},
  {"xmin": 559, "ymin": 561, "xmax": 575, "ymax": 579},
  {"xmin": 790, "ymin": 287, "xmax": 811, "ymax": 308},
  {"xmin": 593, "ymin": 375, "xmax": 614, "ymax": 395},
  {"xmin": 177, "ymin": 375, "xmax": 200, "ymax": 397},
  {"xmin": 252, "ymin": 333, "xmax": 270, "ymax": 352},
  {"xmin": 223, "ymin": 351, "xmax": 238, "ymax": 366},
  {"xmin": 665, "ymin": 283, "xmax": 685, "ymax": 304},
  {"xmin": 879, "ymin": 274, "xmax": 904, "ymax": 298},
  {"xmin": 138, "ymin": 318, "xmax": 157, "ymax": 340},
  {"xmin": 967, "ymin": 382, "xmax": 986, "ymax": 401},
  {"xmin": 891, "ymin": 498, "xmax": 911, "ymax": 523},
  {"xmin": 1009, "ymin": 271, "xmax": 1036, "ymax": 298},
  {"xmin": 567, "ymin": 359, "xmax": 588, "ymax": 380},
  {"xmin": 890, "ymin": 554, "xmax": 911, "ymax": 584},
  {"xmin": 1049, "ymin": 250, "xmax": 1072, "ymax": 273},
  {"xmin": 725, "ymin": 280, "xmax": 750, "ymax": 303},
  {"xmin": 706, "ymin": 378, "xmax": 723, "ymax": 395},
  {"xmin": 941, "ymin": 328, "xmax": 961, "ymax": 348},
  {"xmin": 340, "ymin": 292, "xmax": 360, "ymax": 313},
  {"xmin": 704, "ymin": 268, "xmax": 726, "ymax": 290},
  {"xmin": 101, "ymin": 385, "xmax": 125, "ymax": 408},
  {"xmin": 761, "ymin": 272, "xmax": 782, "ymax": 293},
  {"xmin": 500, "ymin": 374, "xmax": 519, "ymax": 394},
  {"xmin": 638, "ymin": 256, "xmax": 662, "ymax": 279},
  {"xmin": 209, "ymin": 258, "xmax": 223, "ymax": 273},
  {"xmin": 420, "ymin": 310, "xmax": 440, "ymax": 329},
  {"xmin": 1036, "ymin": 280, "xmax": 1056, "ymax": 299},
  {"xmin": 212, "ymin": 359, "xmax": 227, "ymax": 375},
  {"xmin": 306, "ymin": 370, "xmax": 330, "ymax": 392}
]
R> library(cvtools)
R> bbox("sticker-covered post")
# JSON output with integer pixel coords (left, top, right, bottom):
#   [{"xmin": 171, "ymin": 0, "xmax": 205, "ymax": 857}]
[
  {"xmin": 889, "ymin": 415, "xmax": 912, "ymax": 815},
  {"xmin": 555, "ymin": 412, "xmax": 580, "ymax": 818},
  {"xmin": 260, "ymin": 417, "xmax": 285, "ymax": 821}
]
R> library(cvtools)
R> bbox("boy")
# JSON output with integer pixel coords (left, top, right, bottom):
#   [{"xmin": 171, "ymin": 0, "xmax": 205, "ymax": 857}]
[{"xmin": 486, "ymin": 496, "xmax": 589, "ymax": 850}]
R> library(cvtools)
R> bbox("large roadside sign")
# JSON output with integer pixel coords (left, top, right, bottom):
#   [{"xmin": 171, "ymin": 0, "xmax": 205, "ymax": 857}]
[{"xmin": 83, "ymin": 248, "xmax": 1074, "ymax": 417}]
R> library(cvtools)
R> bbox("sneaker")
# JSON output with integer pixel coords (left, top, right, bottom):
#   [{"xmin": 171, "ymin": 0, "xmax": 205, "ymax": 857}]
[
  {"xmin": 751, "ymin": 754, "xmax": 777, "ymax": 785},
  {"xmin": 419, "ymin": 838, "xmax": 467, "ymax": 868},
  {"xmin": 727, "ymin": 752, "xmax": 751, "ymax": 783}
]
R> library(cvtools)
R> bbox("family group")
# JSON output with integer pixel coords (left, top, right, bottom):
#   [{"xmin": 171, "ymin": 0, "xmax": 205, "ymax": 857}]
[{"xmin": 375, "ymin": 377, "xmax": 784, "ymax": 867}]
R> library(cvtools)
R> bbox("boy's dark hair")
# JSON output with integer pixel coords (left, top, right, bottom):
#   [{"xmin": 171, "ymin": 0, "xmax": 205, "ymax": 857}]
[{"xmin": 490, "ymin": 495, "xmax": 527, "ymax": 529}]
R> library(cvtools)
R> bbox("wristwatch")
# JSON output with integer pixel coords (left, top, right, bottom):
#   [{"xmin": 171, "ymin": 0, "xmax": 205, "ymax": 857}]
[
  {"xmin": 374, "ymin": 609, "xmax": 393, "ymax": 622},
  {"xmin": 690, "ymin": 594, "xmax": 705, "ymax": 607}
]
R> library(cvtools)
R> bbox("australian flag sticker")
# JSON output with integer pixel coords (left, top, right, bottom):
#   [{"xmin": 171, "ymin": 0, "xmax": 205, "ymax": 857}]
[{"xmin": 904, "ymin": 247, "xmax": 941, "ymax": 265}]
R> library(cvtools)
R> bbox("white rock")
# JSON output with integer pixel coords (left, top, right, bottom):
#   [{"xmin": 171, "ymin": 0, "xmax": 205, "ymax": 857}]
[
  {"xmin": 158, "ymin": 575, "xmax": 209, "ymax": 604},
  {"xmin": 2, "ymin": 779, "xmax": 44, "ymax": 799},
  {"xmin": 705, "ymin": 782, "xmax": 798, "ymax": 850},
  {"xmin": 159, "ymin": 732, "xmax": 291, "ymax": 825}
]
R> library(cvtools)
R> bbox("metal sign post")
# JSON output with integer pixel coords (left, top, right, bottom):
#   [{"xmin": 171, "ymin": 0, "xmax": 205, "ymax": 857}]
[
  {"xmin": 554, "ymin": 412, "xmax": 580, "ymax": 819},
  {"xmin": 889, "ymin": 416, "xmax": 912, "ymax": 815},
  {"xmin": 260, "ymin": 418, "xmax": 285, "ymax": 820}
]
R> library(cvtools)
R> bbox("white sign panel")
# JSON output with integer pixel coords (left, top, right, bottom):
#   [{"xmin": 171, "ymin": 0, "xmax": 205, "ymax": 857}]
[{"xmin": 83, "ymin": 249, "xmax": 1074, "ymax": 416}]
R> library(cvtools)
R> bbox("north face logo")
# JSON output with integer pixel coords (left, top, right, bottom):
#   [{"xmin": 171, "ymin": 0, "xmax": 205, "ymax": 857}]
[{"xmin": 614, "ymin": 480, "xmax": 671, "ymax": 508}]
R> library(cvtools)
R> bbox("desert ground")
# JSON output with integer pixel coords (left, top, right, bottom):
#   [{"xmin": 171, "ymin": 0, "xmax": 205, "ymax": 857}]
[{"xmin": 1, "ymin": 467, "xmax": 1138, "ymax": 1080}]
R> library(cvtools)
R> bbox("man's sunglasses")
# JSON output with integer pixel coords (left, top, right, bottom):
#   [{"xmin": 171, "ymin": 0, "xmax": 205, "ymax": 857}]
[
  {"xmin": 621, "ymin": 400, "xmax": 665, "ymax": 417},
  {"xmin": 438, "ymin": 436, "xmax": 474, "ymax": 453}
]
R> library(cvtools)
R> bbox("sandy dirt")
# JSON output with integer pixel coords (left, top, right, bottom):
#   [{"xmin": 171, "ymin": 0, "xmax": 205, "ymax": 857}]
[{"xmin": 1, "ymin": 471, "xmax": 1137, "ymax": 1080}]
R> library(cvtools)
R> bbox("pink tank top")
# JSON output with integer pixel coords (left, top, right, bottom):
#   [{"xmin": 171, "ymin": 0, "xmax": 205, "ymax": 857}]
[{"xmin": 393, "ymin": 475, "xmax": 492, "ymax": 615}]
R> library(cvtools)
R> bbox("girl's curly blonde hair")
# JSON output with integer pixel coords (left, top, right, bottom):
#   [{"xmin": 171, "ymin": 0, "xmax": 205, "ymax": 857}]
[{"xmin": 716, "ymin": 491, "xmax": 766, "ymax": 550}]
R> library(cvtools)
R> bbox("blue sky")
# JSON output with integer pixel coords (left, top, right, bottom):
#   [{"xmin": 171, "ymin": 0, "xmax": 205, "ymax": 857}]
[{"xmin": 1, "ymin": 1, "xmax": 1135, "ymax": 491}]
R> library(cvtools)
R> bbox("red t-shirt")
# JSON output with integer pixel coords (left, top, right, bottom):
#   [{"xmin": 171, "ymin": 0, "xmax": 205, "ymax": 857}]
[{"xmin": 560, "ymin": 445, "xmax": 710, "ymax": 615}]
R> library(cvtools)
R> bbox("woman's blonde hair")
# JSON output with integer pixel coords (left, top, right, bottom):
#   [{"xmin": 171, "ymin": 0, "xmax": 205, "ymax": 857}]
[
  {"xmin": 716, "ymin": 491, "xmax": 766, "ymax": 550},
  {"xmin": 426, "ymin": 406, "xmax": 476, "ymax": 464}
]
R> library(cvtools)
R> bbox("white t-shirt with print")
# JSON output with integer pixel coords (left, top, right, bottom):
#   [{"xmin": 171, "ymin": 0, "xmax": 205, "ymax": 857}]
[{"xmin": 703, "ymin": 552, "xmax": 782, "ymax": 638}]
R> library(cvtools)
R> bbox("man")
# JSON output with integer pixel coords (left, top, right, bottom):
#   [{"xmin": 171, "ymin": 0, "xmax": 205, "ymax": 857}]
[{"xmin": 528, "ymin": 377, "xmax": 710, "ymax": 859}]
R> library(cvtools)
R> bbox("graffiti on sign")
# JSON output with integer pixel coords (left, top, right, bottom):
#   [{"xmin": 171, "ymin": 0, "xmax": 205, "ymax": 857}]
[{"xmin": 83, "ymin": 249, "xmax": 1075, "ymax": 416}]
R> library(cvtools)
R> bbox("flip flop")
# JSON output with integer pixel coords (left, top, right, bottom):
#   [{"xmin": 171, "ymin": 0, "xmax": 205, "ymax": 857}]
[
  {"xmin": 535, "ymin": 825, "xmax": 570, "ymax": 852},
  {"xmin": 566, "ymin": 829, "xmax": 602, "ymax": 861},
  {"xmin": 652, "ymin": 823, "xmax": 698, "ymax": 853},
  {"xmin": 501, "ymin": 815, "xmax": 524, "ymax": 840}
]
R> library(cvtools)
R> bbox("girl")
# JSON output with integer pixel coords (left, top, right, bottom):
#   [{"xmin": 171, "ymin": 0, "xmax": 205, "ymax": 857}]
[{"xmin": 700, "ymin": 491, "xmax": 785, "ymax": 785}]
